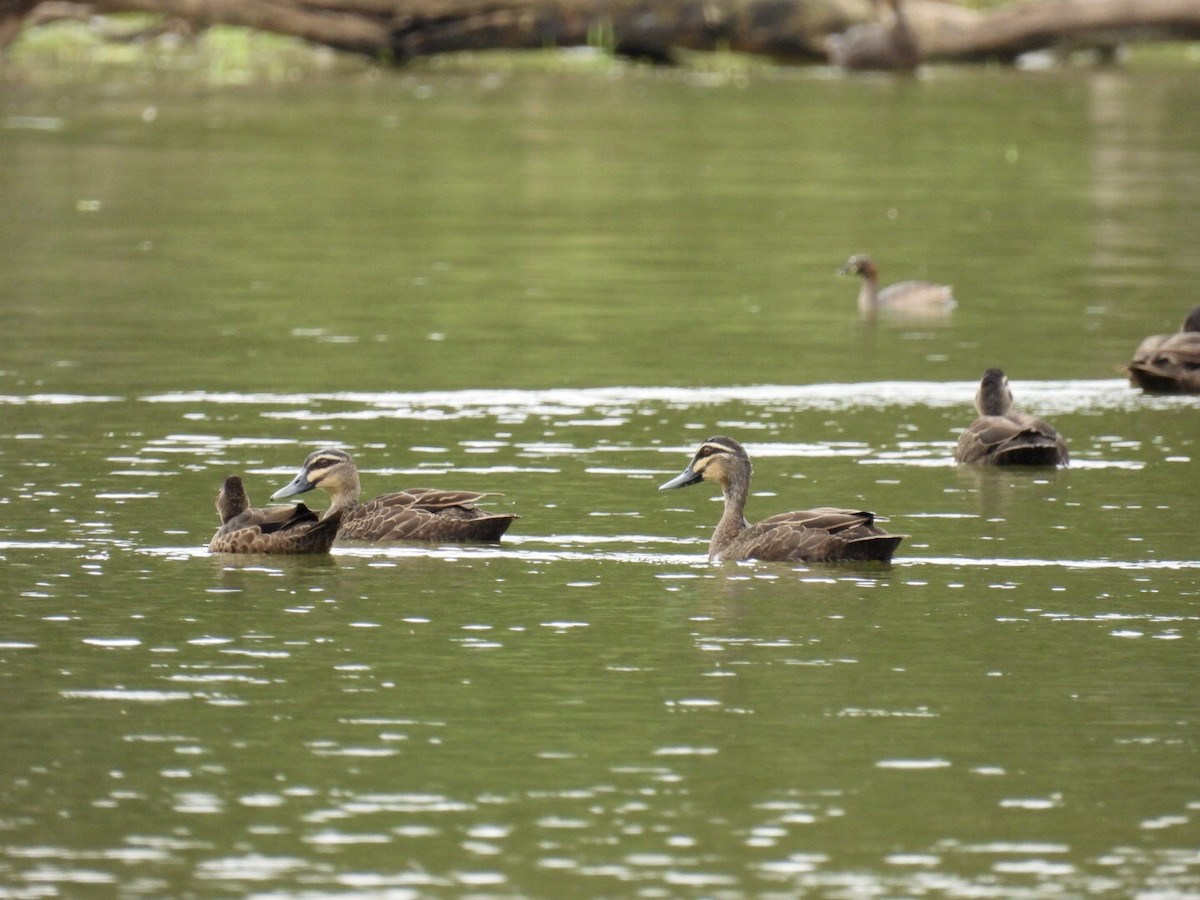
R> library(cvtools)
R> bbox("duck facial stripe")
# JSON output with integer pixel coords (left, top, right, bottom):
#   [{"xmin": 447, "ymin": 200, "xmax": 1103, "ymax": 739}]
[{"xmin": 307, "ymin": 454, "xmax": 343, "ymax": 472}]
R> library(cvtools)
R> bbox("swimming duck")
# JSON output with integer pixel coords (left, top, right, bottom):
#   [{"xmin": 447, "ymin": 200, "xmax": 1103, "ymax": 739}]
[
  {"xmin": 955, "ymin": 369, "xmax": 1069, "ymax": 466},
  {"xmin": 209, "ymin": 475, "xmax": 341, "ymax": 554},
  {"xmin": 838, "ymin": 254, "xmax": 955, "ymax": 316},
  {"xmin": 1123, "ymin": 306, "xmax": 1200, "ymax": 393},
  {"xmin": 270, "ymin": 448, "xmax": 517, "ymax": 542},
  {"xmin": 659, "ymin": 436, "xmax": 905, "ymax": 563},
  {"xmin": 825, "ymin": 0, "xmax": 920, "ymax": 72}
]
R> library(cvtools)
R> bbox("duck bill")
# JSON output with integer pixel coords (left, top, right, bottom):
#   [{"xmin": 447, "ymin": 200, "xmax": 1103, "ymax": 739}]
[
  {"xmin": 270, "ymin": 471, "xmax": 315, "ymax": 501},
  {"xmin": 659, "ymin": 466, "xmax": 702, "ymax": 491}
]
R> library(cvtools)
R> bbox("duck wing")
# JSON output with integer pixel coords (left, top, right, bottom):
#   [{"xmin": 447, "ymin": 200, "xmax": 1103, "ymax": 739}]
[
  {"xmin": 340, "ymin": 489, "xmax": 517, "ymax": 542},
  {"xmin": 393, "ymin": 488, "xmax": 503, "ymax": 510},
  {"xmin": 210, "ymin": 505, "xmax": 340, "ymax": 554},
  {"xmin": 724, "ymin": 507, "xmax": 904, "ymax": 563},
  {"xmin": 218, "ymin": 502, "xmax": 318, "ymax": 534},
  {"xmin": 956, "ymin": 415, "xmax": 1068, "ymax": 466}
]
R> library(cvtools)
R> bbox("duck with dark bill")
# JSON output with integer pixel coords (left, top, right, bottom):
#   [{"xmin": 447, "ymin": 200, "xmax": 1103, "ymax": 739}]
[
  {"xmin": 659, "ymin": 436, "xmax": 905, "ymax": 564},
  {"xmin": 271, "ymin": 448, "xmax": 517, "ymax": 543}
]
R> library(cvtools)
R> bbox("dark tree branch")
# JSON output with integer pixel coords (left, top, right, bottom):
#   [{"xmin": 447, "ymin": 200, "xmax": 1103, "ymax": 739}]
[{"xmin": 7, "ymin": 0, "xmax": 1200, "ymax": 65}]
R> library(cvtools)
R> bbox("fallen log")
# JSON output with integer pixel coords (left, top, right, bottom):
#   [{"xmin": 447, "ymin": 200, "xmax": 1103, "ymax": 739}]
[
  {"xmin": 6, "ymin": 0, "xmax": 1200, "ymax": 67},
  {"xmin": 920, "ymin": 0, "xmax": 1200, "ymax": 63}
]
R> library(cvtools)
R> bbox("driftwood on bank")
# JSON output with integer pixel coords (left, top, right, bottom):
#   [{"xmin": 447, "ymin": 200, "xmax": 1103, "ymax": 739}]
[{"xmin": 6, "ymin": 0, "xmax": 1200, "ymax": 66}]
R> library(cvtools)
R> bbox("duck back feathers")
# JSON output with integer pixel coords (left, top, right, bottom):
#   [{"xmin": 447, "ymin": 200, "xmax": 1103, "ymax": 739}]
[
  {"xmin": 733, "ymin": 507, "xmax": 905, "ymax": 563},
  {"xmin": 1124, "ymin": 306, "xmax": 1200, "ymax": 393},
  {"xmin": 338, "ymin": 488, "xmax": 517, "ymax": 542},
  {"xmin": 955, "ymin": 369, "xmax": 1069, "ymax": 467},
  {"xmin": 209, "ymin": 475, "xmax": 341, "ymax": 554}
]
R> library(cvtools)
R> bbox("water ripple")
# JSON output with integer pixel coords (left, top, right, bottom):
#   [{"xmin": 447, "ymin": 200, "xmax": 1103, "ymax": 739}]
[{"xmin": 135, "ymin": 379, "xmax": 1195, "ymax": 421}]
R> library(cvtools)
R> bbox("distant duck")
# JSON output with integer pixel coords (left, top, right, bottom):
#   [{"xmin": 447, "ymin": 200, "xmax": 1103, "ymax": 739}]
[
  {"xmin": 955, "ymin": 369, "xmax": 1069, "ymax": 466},
  {"xmin": 1123, "ymin": 306, "xmax": 1200, "ymax": 393},
  {"xmin": 838, "ymin": 254, "xmax": 955, "ymax": 316},
  {"xmin": 270, "ymin": 448, "xmax": 517, "ymax": 542},
  {"xmin": 825, "ymin": 0, "xmax": 920, "ymax": 72},
  {"xmin": 659, "ymin": 435, "xmax": 905, "ymax": 563},
  {"xmin": 209, "ymin": 475, "xmax": 341, "ymax": 554}
]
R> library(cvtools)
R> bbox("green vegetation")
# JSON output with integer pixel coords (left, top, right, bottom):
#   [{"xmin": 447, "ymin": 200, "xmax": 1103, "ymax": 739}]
[{"xmin": 4, "ymin": 18, "xmax": 354, "ymax": 85}]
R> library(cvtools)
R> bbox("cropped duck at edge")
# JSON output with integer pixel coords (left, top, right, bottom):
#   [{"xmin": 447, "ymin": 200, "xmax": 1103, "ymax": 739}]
[
  {"xmin": 270, "ymin": 448, "xmax": 518, "ymax": 542},
  {"xmin": 1123, "ymin": 305, "xmax": 1200, "ymax": 393},
  {"xmin": 209, "ymin": 475, "xmax": 342, "ymax": 554},
  {"xmin": 955, "ymin": 368, "xmax": 1069, "ymax": 466},
  {"xmin": 838, "ymin": 254, "xmax": 955, "ymax": 317},
  {"xmin": 659, "ymin": 436, "xmax": 905, "ymax": 563}
]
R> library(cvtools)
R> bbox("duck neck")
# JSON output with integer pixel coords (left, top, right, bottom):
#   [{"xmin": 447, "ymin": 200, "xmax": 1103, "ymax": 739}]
[
  {"xmin": 857, "ymin": 274, "xmax": 880, "ymax": 313},
  {"xmin": 323, "ymin": 472, "xmax": 362, "ymax": 519},
  {"xmin": 710, "ymin": 472, "xmax": 752, "ymax": 559}
]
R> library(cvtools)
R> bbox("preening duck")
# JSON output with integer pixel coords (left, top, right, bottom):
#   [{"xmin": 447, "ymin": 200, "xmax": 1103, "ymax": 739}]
[
  {"xmin": 659, "ymin": 436, "xmax": 905, "ymax": 563},
  {"xmin": 1123, "ymin": 306, "xmax": 1200, "ymax": 393},
  {"xmin": 270, "ymin": 448, "xmax": 517, "ymax": 542},
  {"xmin": 838, "ymin": 254, "xmax": 955, "ymax": 316},
  {"xmin": 209, "ymin": 475, "xmax": 341, "ymax": 554},
  {"xmin": 954, "ymin": 369, "xmax": 1069, "ymax": 466}
]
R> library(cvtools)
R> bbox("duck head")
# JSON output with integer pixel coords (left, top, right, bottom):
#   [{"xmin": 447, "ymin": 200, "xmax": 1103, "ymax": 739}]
[
  {"xmin": 216, "ymin": 475, "xmax": 249, "ymax": 524},
  {"xmin": 975, "ymin": 368, "xmax": 1015, "ymax": 417},
  {"xmin": 838, "ymin": 254, "xmax": 877, "ymax": 279},
  {"xmin": 271, "ymin": 448, "xmax": 361, "ymax": 504},
  {"xmin": 659, "ymin": 436, "xmax": 750, "ymax": 493}
]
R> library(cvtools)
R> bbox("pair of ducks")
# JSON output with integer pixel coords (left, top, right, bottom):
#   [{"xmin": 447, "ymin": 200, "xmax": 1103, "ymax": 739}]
[
  {"xmin": 210, "ymin": 369, "xmax": 1064, "ymax": 564},
  {"xmin": 209, "ymin": 449, "xmax": 518, "ymax": 555},
  {"xmin": 658, "ymin": 368, "xmax": 1067, "ymax": 563}
]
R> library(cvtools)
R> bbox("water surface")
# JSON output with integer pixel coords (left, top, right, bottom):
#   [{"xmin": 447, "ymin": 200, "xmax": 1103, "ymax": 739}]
[{"xmin": 1, "ymin": 54, "xmax": 1198, "ymax": 898}]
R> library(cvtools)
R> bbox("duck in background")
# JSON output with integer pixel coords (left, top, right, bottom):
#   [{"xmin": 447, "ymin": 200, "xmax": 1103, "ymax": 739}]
[
  {"xmin": 659, "ymin": 435, "xmax": 905, "ymax": 563},
  {"xmin": 1123, "ymin": 306, "xmax": 1200, "ymax": 393},
  {"xmin": 209, "ymin": 475, "xmax": 341, "ymax": 554},
  {"xmin": 838, "ymin": 254, "xmax": 955, "ymax": 317},
  {"xmin": 270, "ymin": 448, "xmax": 517, "ymax": 542},
  {"xmin": 955, "ymin": 369, "xmax": 1069, "ymax": 466},
  {"xmin": 825, "ymin": 0, "xmax": 920, "ymax": 72}
]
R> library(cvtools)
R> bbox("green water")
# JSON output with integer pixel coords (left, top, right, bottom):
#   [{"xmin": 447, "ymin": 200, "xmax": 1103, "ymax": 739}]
[{"xmin": 1, "ymin": 53, "xmax": 1198, "ymax": 898}]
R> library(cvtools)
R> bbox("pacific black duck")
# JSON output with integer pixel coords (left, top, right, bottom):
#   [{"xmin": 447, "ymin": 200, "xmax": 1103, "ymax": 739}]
[
  {"xmin": 955, "ymin": 368, "xmax": 1069, "ymax": 466},
  {"xmin": 659, "ymin": 436, "xmax": 905, "ymax": 563},
  {"xmin": 1123, "ymin": 306, "xmax": 1200, "ymax": 393},
  {"xmin": 209, "ymin": 475, "xmax": 341, "ymax": 554},
  {"xmin": 825, "ymin": 0, "xmax": 920, "ymax": 72},
  {"xmin": 270, "ymin": 448, "xmax": 517, "ymax": 542},
  {"xmin": 838, "ymin": 254, "xmax": 955, "ymax": 316}
]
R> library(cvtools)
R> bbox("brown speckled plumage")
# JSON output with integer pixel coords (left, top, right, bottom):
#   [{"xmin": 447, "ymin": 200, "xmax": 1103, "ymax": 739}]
[
  {"xmin": 659, "ymin": 436, "xmax": 905, "ymax": 563},
  {"xmin": 1124, "ymin": 306, "xmax": 1200, "ymax": 393},
  {"xmin": 271, "ymin": 448, "xmax": 517, "ymax": 543},
  {"xmin": 955, "ymin": 369, "xmax": 1069, "ymax": 466},
  {"xmin": 209, "ymin": 475, "xmax": 341, "ymax": 554}
]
